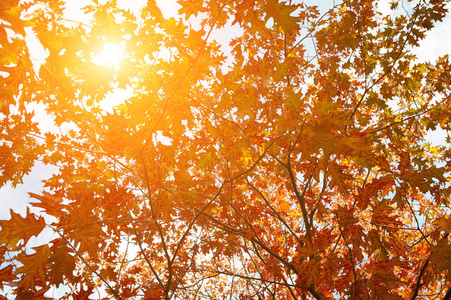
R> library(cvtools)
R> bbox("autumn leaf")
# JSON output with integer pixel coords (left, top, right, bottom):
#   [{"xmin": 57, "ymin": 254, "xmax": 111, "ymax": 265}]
[
  {"xmin": 327, "ymin": 162, "xmax": 354, "ymax": 195},
  {"xmin": 29, "ymin": 191, "xmax": 67, "ymax": 218},
  {"xmin": 0, "ymin": 207, "xmax": 45, "ymax": 248},
  {"xmin": 15, "ymin": 244, "xmax": 51, "ymax": 289},
  {"xmin": 430, "ymin": 238, "xmax": 451, "ymax": 281},
  {"xmin": 48, "ymin": 239, "xmax": 76, "ymax": 287},
  {"xmin": 0, "ymin": 265, "xmax": 14, "ymax": 290},
  {"xmin": 263, "ymin": 0, "xmax": 299, "ymax": 34}
]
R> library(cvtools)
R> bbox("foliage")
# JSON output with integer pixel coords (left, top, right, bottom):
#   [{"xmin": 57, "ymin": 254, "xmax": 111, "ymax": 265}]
[{"xmin": 1, "ymin": 0, "xmax": 451, "ymax": 299}]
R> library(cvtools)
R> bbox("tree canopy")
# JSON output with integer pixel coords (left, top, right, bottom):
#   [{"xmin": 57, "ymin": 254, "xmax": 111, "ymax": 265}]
[{"xmin": 1, "ymin": 0, "xmax": 451, "ymax": 299}]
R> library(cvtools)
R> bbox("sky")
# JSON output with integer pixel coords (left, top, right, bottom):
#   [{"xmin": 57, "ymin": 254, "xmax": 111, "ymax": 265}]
[
  {"xmin": 0, "ymin": 0, "xmax": 450, "ymax": 298},
  {"xmin": 1, "ymin": 0, "xmax": 450, "ymax": 250},
  {"xmin": 0, "ymin": 0, "xmax": 172, "ymax": 219},
  {"xmin": 2, "ymin": 0, "xmax": 451, "ymax": 213},
  {"xmin": 1, "ymin": 1, "xmax": 450, "ymax": 212}
]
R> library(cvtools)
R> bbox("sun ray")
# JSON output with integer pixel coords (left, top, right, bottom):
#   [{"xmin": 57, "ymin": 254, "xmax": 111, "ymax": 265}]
[{"xmin": 92, "ymin": 42, "xmax": 124, "ymax": 67}]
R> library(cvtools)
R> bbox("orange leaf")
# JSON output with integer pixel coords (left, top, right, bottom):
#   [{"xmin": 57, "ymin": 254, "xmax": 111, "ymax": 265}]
[
  {"xmin": 48, "ymin": 239, "xmax": 76, "ymax": 287},
  {"xmin": 0, "ymin": 207, "xmax": 45, "ymax": 247},
  {"xmin": 0, "ymin": 265, "xmax": 14, "ymax": 289},
  {"xmin": 15, "ymin": 244, "xmax": 51, "ymax": 289}
]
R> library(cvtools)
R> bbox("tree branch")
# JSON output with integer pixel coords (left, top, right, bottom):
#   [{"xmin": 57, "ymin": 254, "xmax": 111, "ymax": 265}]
[
  {"xmin": 348, "ymin": 1, "xmax": 422, "ymax": 123},
  {"xmin": 409, "ymin": 257, "xmax": 430, "ymax": 300},
  {"xmin": 246, "ymin": 177, "xmax": 304, "ymax": 245},
  {"xmin": 443, "ymin": 286, "xmax": 451, "ymax": 300},
  {"xmin": 57, "ymin": 232, "xmax": 124, "ymax": 300}
]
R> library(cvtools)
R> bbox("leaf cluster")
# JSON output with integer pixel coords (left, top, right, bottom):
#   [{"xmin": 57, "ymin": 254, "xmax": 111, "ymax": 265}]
[{"xmin": 1, "ymin": 0, "xmax": 451, "ymax": 299}]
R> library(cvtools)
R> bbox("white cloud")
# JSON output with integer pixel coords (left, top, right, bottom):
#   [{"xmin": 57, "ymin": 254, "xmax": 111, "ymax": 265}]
[{"xmin": 0, "ymin": 162, "xmax": 58, "ymax": 219}]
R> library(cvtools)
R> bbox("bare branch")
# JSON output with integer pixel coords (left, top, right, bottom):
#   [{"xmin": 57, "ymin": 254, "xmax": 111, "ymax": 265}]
[{"xmin": 57, "ymin": 232, "xmax": 124, "ymax": 300}]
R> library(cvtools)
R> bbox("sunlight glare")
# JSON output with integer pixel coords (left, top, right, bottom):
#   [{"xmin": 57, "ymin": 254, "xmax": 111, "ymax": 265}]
[{"xmin": 92, "ymin": 42, "xmax": 124, "ymax": 67}]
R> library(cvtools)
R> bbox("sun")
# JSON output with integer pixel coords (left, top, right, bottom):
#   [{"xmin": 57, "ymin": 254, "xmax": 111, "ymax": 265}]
[{"xmin": 92, "ymin": 42, "xmax": 124, "ymax": 67}]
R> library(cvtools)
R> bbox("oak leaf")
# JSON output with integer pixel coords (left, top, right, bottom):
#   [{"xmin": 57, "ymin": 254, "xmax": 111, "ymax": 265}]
[{"xmin": 0, "ymin": 207, "xmax": 45, "ymax": 248}]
